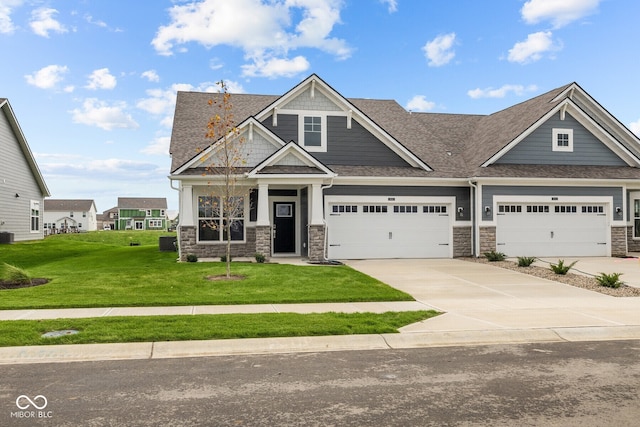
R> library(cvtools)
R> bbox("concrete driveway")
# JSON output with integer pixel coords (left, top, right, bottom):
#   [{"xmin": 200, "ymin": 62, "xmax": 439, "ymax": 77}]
[{"xmin": 345, "ymin": 259, "xmax": 640, "ymax": 334}]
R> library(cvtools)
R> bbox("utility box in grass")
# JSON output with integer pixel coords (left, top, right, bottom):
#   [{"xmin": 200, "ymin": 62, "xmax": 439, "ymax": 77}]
[
  {"xmin": 159, "ymin": 236, "xmax": 177, "ymax": 251},
  {"xmin": 0, "ymin": 232, "xmax": 14, "ymax": 244}
]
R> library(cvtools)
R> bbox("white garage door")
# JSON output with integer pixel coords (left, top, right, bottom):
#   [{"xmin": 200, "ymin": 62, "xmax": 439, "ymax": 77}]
[
  {"xmin": 327, "ymin": 202, "xmax": 451, "ymax": 259},
  {"xmin": 496, "ymin": 203, "xmax": 609, "ymax": 257}
]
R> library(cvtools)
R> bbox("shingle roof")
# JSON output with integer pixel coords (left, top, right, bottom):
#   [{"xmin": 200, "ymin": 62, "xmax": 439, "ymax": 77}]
[
  {"xmin": 44, "ymin": 199, "xmax": 95, "ymax": 211},
  {"xmin": 170, "ymin": 91, "xmax": 278, "ymax": 173},
  {"xmin": 118, "ymin": 197, "xmax": 167, "ymax": 209},
  {"xmin": 170, "ymin": 80, "xmax": 634, "ymax": 180}
]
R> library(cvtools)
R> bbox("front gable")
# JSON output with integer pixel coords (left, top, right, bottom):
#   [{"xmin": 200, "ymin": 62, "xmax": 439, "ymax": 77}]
[
  {"xmin": 495, "ymin": 111, "xmax": 628, "ymax": 166},
  {"xmin": 483, "ymin": 96, "xmax": 640, "ymax": 168},
  {"xmin": 254, "ymin": 74, "xmax": 431, "ymax": 171},
  {"xmin": 174, "ymin": 118, "xmax": 286, "ymax": 175},
  {"xmin": 247, "ymin": 141, "xmax": 336, "ymax": 178}
]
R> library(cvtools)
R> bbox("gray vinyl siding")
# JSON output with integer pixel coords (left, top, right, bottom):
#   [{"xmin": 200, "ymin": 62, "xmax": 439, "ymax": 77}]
[
  {"xmin": 262, "ymin": 114, "xmax": 410, "ymax": 167},
  {"xmin": 325, "ymin": 185, "xmax": 471, "ymax": 221},
  {"xmin": 482, "ymin": 185, "xmax": 623, "ymax": 222},
  {"xmin": 321, "ymin": 116, "xmax": 409, "ymax": 166},
  {"xmin": 262, "ymin": 114, "xmax": 298, "ymax": 144},
  {"xmin": 0, "ymin": 109, "xmax": 45, "ymax": 241},
  {"xmin": 496, "ymin": 112, "xmax": 626, "ymax": 166}
]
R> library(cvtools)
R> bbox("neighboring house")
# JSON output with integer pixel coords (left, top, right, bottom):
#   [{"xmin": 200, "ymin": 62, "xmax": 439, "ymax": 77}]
[
  {"xmin": 0, "ymin": 98, "xmax": 50, "ymax": 242},
  {"xmin": 115, "ymin": 198, "xmax": 168, "ymax": 231},
  {"xmin": 97, "ymin": 206, "xmax": 118, "ymax": 230},
  {"xmin": 43, "ymin": 199, "xmax": 98, "ymax": 234},
  {"xmin": 168, "ymin": 74, "xmax": 640, "ymax": 262}
]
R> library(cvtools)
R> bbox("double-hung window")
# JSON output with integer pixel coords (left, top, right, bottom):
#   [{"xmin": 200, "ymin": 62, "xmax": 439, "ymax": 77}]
[
  {"xmin": 198, "ymin": 195, "xmax": 245, "ymax": 242},
  {"xmin": 299, "ymin": 114, "xmax": 326, "ymax": 152}
]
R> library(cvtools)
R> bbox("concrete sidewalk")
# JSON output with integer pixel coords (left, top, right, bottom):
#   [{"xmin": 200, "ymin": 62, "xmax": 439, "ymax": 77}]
[
  {"xmin": 0, "ymin": 301, "xmax": 434, "ymax": 320},
  {"xmin": 1, "ymin": 258, "xmax": 639, "ymax": 365}
]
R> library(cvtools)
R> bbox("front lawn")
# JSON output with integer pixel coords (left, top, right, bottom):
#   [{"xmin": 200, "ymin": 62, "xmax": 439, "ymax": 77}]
[
  {"xmin": 0, "ymin": 231, "xmax": 413, "ymax": 309},
  {"xmin": 0, "ymin": 311, "xmax": 438, "ymax": 347}
]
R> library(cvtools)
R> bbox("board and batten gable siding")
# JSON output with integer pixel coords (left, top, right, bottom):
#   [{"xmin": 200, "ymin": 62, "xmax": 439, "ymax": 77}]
[
  {"xmin": 0, "ymin": 107, "xmax": 44, "ymax": 241},
  {"xmin": 262, "ymin": 114, "xmax": 411, "ymax": 167},
  {"xmin": 495, "ymin": 112, "xmax": 626, "ymax": 166},
  {"xmin": 324, "ymin": 185, "xmax": 471, "ymax": 221},
  {"xmin": 481, "ymin": 185, "xmax": 624, "ymax": 222}
]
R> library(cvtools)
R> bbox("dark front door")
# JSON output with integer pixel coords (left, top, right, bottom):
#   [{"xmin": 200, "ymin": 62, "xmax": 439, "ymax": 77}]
[{"xmin": 273, "ymin": 202, "xmax": 295, "ymax": 253}]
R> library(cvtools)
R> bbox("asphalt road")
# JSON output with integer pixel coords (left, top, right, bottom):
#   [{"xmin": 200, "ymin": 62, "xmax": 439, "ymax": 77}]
[{"xmin": 1, "ymin": 340, "xmax": 639, "ymax": 426}]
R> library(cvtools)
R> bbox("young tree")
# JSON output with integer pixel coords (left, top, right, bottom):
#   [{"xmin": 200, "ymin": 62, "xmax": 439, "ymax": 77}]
[{"xmin": 199, "ymin": 81, "xmax": 247, "ymax": 278}]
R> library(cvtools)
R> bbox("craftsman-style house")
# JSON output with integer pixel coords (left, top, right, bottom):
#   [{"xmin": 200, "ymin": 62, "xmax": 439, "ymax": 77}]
[{"xmin": 169, "ymin": 74, "xmax": 640, "ymax": 261}]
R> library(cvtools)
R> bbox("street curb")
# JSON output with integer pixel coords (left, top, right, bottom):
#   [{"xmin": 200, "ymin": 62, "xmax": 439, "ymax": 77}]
[{"xmin": 1, "ymin": 326, "xmax": 639, "ymax": 365}]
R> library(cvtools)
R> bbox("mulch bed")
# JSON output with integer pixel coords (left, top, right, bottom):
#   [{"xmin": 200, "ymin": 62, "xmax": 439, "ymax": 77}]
[
  {"xmin": 463, "ymin": 258, "xmax": 640, "ymax": 297},
  {"xmin": 0, "ymin": 278, "xmax": 50, "ymax": 290}
]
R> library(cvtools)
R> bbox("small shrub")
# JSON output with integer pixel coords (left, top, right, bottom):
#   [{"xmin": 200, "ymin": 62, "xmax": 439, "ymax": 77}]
[
  {"xmin": 517, "ymin": 256, "xmax": 536, "ymax": 267},
  {"xmin": 595, "ymin": 272, "xmax": 624, "ymax": 288},
  {"xmin": 484, "ymin": 251, "xmax": 506, "ymax": 262},
  {"xmin": 254, "ymin": 253, "xmax": 266, "ymax": 263},
  {"xmin": 1, "ymin": 263, "xmax": 32, "ymax": 284},
  {"xmin": 550, "ymin": 259, "xmax": 577, "ymax": 275},
  {"xmin": 186, "ymin": 254, "xmax": 198, "ymax": 263},
  {"xmin": 220, "ymin": 255, "xmax": 232, "ymax": 262}
]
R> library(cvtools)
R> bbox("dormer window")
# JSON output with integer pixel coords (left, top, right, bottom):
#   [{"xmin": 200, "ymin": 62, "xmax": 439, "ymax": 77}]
[
  {"xmin": 299, "ymin": 114, "xmax": 326, "ymax": 152},
  {"xmin": 553, "ymin": 128, "xmax": 573, "ymax": 152}
]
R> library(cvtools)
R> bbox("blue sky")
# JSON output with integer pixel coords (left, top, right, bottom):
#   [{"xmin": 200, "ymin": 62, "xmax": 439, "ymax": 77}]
[{"xmin": 1, "ymin": 0, "xmax": 639, "ymax": 212}]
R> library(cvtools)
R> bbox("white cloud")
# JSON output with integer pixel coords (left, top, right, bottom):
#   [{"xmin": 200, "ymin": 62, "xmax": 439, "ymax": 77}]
[
  {"xmin": 141, "ymin": 136, "xmax": 171, "ymax": 156},
  {"xmin": 152, "ymin": 0, "xmax": 350, "ymax": 78},
  {"xmin": 467, "ymin": 84, "xmax": 538, "ymax": 99},
  {"xmin": 630, "ymin": 119, "xmax": 640, "ymax": 137},
  {"xmin": 85, "ymin": 68, "xmax": 117, "ymax": 90},
  {"xmin": 423, "ymin": 33, "xmax": 456, "ymax": 67},
  {"xmin": 242, "ymin": 55, "xmax": 310, "ymax": 78},
  {"xmin": 29, "ymin": 7, "xmax": 67, "ymax": 37},
  {"xmin": 70, "ymin": 98, "xmax": 139, "ymax": 131},
  {"xmin": 405, "ymin": 95, "xmax": 435, "ymax": 112},
  {"xmin": 507, "ymin": 31, "xmax": 556, "ymax": 64},
  {"xmin": 380, "ymin": 0, "xmax": 398, "ymax": 13},
  {"xmin": 522, "ymin": 0, "xmax": 600, "ymax": 28},
  {"xmin": 0, "ymin": 0, "xmax": 23, "ymax": 34},
  {"xmin": 24, "ymin": 64, "xmax": 69, "ymax": 89},
  {"xmin": 141, "ymin": 70, "xmax": 160, "ymax": 82}
]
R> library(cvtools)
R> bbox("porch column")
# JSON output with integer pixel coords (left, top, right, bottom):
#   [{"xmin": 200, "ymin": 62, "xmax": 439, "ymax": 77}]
[
  {"xmin": 181, "ymin": 185, "xmax": 194, "ymax": 226},
  {"xmin": 255, "ymin": 183, "xmax": 272, "ymax": 259},
  {"xmin": 310, "ymin": 183, "xmax": 324, "ymax": 225},
  {"xmin": 256, "ymin": 183, "xmax": 270, "ymax": 226}
]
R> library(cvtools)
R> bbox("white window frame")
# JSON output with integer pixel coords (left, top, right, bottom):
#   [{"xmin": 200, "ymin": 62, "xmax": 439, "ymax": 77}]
[
  {"xmin": 135, "ymin": 221, "xmax": 144, "ymax": 230},
  {"xmin": 552, "ymin": 128, "xmax": 573, "ymax": 152},
  {"xmin": 30, "ymin": 200, "xmax": 40, "ymax": 233},
  {"xmin": 298, "ymin": 113, "xmax": 327, "ymax": 152},
  {"xmin": 196, "ymin": 195, "xmax": 247, "ymax": 244}
]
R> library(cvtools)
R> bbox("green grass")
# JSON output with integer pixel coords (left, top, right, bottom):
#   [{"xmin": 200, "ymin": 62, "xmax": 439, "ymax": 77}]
[
  {"xmin": 0, "ymin": 311, "xmax": 439, "ymax": 347},
  {"xmin": 0, "ymin": 231, "xmax": 413, "ymax": 309}
]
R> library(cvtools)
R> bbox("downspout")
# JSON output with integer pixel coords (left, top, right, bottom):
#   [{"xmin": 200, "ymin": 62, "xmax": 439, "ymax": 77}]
[
  {"xmin": 468, "ymin": 179, "xmax": 479, "ymax": 257},
  {"xmin": 321, "ymin": 178, "xmax": 334, "ymax": 261},
  {"xmin": 169, "ymin": 177, "xmax": 182, "ymax": 261}
]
